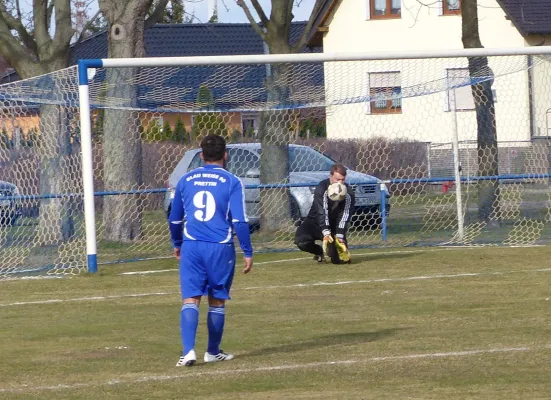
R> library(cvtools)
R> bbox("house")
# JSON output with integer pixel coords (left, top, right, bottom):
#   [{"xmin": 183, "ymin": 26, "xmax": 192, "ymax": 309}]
[
  {"xmin": 0, "ymin": 22, "xmax": 322, "ymax": 143},
  {"xmin": 306, "ymin": 0, "xmax": 551, "ymax": 147}
]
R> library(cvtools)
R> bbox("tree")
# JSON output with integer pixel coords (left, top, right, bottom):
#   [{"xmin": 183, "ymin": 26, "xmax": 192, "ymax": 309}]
[
  {"xmin": 148, "ymin": 0, "xmax": 190, "ymax": 23},
  {"xmin": 97, "ymin": 0, "xmax": 169, "ymax": 242},
  {"xmin": 162, "ymin": 119, "xmax": 173, "ymax": 140},
  {"xmin": 192, "ymin": 84, "xmax": 228, "ymax": 141},
  {"xmin": 0, "ymin": 1, "xmax": 76, "ymax": 243},
  {"xmin": 142, "ymin": 119, "xmax": 162, "ymax": 142},
  {"xmin": 236, "ymin": 0, "xmax": 324, "ymax": 232},
  {"xmin": 461, "ymin": 0, "xmax": 500, "ymax": 224},
  {"xmin": 172, "ymin": 116, "xmax": 187, "ymax": 142}
]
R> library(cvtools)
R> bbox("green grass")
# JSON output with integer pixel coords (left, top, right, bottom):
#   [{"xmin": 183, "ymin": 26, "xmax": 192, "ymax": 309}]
[{"xmin": 1, "ymin": 246, "xmax": 551, "ymax": 399}]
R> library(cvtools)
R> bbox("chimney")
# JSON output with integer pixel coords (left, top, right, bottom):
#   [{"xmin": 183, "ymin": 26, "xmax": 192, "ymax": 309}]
[{"xmin": 208, "ymin": 0, "xmax": 218, "ymax": 23}]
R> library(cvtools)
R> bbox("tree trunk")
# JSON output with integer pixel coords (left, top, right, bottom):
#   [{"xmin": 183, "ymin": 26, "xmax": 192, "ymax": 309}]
[
  {"xmin": 98, "ymin": 0, "xmax": 152, "ymax": 242},
  {"xmin": 0, "ymin": 1, "xmax": 74, "ymax": 245},
  {"xmin": 461, "ymin": 0, "xmax": 500, "ymax": 224},
  {"xmin": 36, "ymin": 102, "xmax": 75, "ymax": 244},
  {"xmin": 259, "ymin": 39, "xmax": 292, "ymax": 232}
]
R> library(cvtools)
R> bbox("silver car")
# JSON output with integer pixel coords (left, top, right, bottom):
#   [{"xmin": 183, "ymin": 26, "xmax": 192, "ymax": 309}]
[
  {"xmin": 0, "ymin": 180, "xmax": 22, "ymax": 226},
  {"xmin": 164, "ymin": 143, "xmax": 390, "ymax": 227}
]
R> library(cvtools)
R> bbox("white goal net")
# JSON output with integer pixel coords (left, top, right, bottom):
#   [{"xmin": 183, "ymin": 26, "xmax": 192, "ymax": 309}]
[{"xmin": 1, "ymin": 48, "xmax": 551, "ymax": 278}]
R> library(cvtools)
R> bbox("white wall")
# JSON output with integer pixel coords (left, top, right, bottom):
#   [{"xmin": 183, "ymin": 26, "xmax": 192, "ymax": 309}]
[{"xmin": 321, "ymin": 0, "xmax": 544, "ymax": 144}]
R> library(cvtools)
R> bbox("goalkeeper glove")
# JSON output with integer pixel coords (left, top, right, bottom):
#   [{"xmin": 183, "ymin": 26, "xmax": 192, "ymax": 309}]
[
  {"xmin": 322, "ymin": 231, "xmax": 333, "ymax": 258},
  {"xmin": 334, "ymin": 237, "xmax": 351, "ymax": 263}
]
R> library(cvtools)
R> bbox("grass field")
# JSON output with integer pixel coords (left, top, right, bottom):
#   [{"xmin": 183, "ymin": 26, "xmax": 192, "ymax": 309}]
[{"xmin": 1, "ymin": 245, "xmax": 551, "ymax": 399}]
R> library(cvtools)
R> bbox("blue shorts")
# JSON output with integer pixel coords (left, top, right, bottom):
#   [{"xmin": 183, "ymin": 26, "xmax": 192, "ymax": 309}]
[{"xmin": 179, "ymin": 241, "xmax": 236, "ymax": 300}]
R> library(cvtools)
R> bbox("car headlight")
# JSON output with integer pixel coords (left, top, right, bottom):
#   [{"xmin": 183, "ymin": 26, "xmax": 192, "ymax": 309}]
[
  {"xmin": 379, "ymin": 183, "xmax": 388, "ymax": 192},
  {"xmin": 12, "ymin": 186, "xmax": 19, "ymax": 196}
]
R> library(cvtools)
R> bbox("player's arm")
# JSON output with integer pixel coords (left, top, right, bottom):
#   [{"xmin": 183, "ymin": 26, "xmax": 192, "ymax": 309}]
[
  {"xmin": 229, "ymin": 178, "xmax": 253, "ymax": 273},
  {"xmin": 335, "ymin": 190, "xmax": 355, "ymax": 239},
  {"xmin": 313, "ymin": 183, "xmax": 331, "ymax": 237},
  {"xmin": 168, "ymin": 180, "xmax": 185, "ymax": 257}
]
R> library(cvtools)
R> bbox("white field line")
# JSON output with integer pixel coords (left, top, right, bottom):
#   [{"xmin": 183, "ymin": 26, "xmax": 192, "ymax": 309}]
[
  {"xmin": 118, "ymin": 247, "xmax": 492, "ymax": 275},
  {"xmin": 0, "ymin": 345, "xmax": 549, "ymax": 394},
  {"xmin": 2, "ymin": 265, "xmax": 551, "ymax": 308}
]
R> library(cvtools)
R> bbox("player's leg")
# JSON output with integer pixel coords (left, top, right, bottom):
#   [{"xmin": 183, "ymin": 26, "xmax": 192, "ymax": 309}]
[
  {"xmin": 295, "ymin": 218, "xmax": 324, "ymax": 261},
  {"xmin": 204, "ymin": 242, "xmax": 236, "ymax": 362},
  {"xmin": 177, "ymin": 242, "xmax": 208, "ymax": 367}
]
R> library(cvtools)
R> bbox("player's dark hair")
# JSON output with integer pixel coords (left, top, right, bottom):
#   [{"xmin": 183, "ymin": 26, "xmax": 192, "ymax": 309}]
[
  {"xmin": 201, "ymin": 134, "xmax": 226, "ymax": 162},
  {"xmin": 330, "ymin": 164, "xmax": 347, "ymax": 177}
]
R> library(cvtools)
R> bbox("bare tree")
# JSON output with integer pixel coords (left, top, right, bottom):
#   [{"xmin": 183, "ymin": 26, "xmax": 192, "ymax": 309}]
[
  {"xmin": 236, "ymin": 0, "xmax": 323, "ymax": 232},
  {"xmin": 411, "ymin": 0, "xmax": 501, "ymax": 224},
  {"xmin": 0, "ymin": 1, "xmax": 76, "ymax": 244},
  {"xmin": 461, "ymin": 0, "xmax": 500, "ymax": 224},
  {"xmin": 97, "ymin": 0, "xmax": 169, "ymax": 242}
]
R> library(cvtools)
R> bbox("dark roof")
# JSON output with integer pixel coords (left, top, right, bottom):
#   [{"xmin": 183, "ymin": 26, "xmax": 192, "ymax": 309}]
[
  {"xmin": 1, "ymin": 22, "xmax": 321, "ymax": 84},
  {"xmin": 72, "ymin": 21, "xmax": 319, "ymax": 61},
  {"xmin": 0, "ymin": 22, "xmax": 324, "ymax": 112},
  {"xmin": 496, "ymin": 0, "xmax": 551, "ymax": 35}
]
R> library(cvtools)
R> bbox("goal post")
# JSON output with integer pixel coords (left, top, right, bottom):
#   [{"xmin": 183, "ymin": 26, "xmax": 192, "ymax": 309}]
[
  {"xmin": 77, "ymin": 46, "xmax": 551, "ymax": 273},
  {"xmin": 2, "ymin": 45, "xmax": 551, "ymax": 278}
]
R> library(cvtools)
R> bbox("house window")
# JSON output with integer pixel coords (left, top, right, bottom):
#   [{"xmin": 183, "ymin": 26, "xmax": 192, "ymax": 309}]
[
  {"xmin": 150, "ymin": 115, "xmax": 163, "ymax": 127},
  {"xmin": 447, "ymin": 68, "xmax": 475, "ymax": 111},
  {"xmin": 241, "ymin": 113, "xmax": 260, "ymax": 137},
  {"xmin": 443, "ymin": 0, "xmax": 461, "ymax": 15},
  {"xmin": 368, "ymin": 72, "xmax": 402, "ymax": 114},
  {"xmin": 370, "ymin": 0, "xmax": 401, "ymax": 19}
]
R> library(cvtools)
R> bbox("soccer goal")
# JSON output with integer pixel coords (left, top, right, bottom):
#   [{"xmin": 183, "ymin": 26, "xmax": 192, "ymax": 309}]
[{"xmin": 1, "ymin": 46, "xmax": 551, "ymax": 278}]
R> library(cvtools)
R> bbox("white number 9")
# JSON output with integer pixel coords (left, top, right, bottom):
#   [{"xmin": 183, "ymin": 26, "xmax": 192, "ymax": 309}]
[{"xmin": 193, "ymin": 191, "xmax": 216, "ymax": 221}]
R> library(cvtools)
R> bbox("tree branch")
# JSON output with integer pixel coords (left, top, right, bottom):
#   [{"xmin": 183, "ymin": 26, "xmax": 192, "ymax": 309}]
[
  {"xmin": 0, "ymin": 27, "xmax": 38, "ymax": 76},
  {"xmin": 0, "ymin": 2, "xmax": 37, "ymax": 54},
  {"xmin": 51, "ymin": 0, "xmax": 74, "ymax": 61},
  {"xmin": 236, "ymin": 0, "xmax": 266, "ymax": 40},
  {"xmin": 145, "ymin": 0, "xmax": 170, "ymax": 29},
  {"xmin": 291, "ymin": 0, "xmax": 324, "ymax": 52},
  {"xmin": 75, "ymin": 9, "xmax": 102, "ymax": 44},
  {"xmin": 249, "ymin": 0, "xmax": 269, "ymax": 26},
  {"xmin": 33, "ymin": 0, "xmax": 52, "ymax": 56},
  {"xmin": 47, "ymin": 1, "xmax": 54, "ymax": 31},
  {"xmin": 286, "ymin": 0, "xmax": 293, "ymax": 23}
]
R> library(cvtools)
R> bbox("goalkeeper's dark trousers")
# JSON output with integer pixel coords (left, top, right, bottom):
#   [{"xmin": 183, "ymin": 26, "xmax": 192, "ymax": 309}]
[{"xmin": 294, "ymin": 218, "xmax": 347, "ymax": 264}]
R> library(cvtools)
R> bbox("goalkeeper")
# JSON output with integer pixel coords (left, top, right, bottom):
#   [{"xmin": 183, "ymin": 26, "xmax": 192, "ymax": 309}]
[{"xmin": 294, "ymin": 164, "xmax": 355, "ymax": 264}]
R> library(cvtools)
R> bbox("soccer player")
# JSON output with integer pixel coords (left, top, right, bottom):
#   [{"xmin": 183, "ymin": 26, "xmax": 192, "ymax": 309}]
[
  {"xmin": 169, "ymin": 134, "xmax": 253, "ymax": 367},
  {"xmin": 294, "ymin": 164, "xmax": 355, "ymax": 264}
]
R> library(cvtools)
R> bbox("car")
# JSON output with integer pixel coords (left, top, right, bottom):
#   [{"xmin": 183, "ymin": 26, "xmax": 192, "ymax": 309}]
[
  {"xmin": 164, "ymin": 143, "xmax": 390, "ymax": 228},
  {"xmin": 0, "ymin": 180, "xmax": 22, "ymax": 226}
]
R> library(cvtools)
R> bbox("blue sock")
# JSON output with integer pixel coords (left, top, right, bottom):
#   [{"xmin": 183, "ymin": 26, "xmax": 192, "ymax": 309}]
[
  {"xmin": 181, "ymin": 303, "xmax": 199, "ymax": 355},
  {"xmin": 207, "ymin": 305, "xmax": 226, "ymax": 355}
]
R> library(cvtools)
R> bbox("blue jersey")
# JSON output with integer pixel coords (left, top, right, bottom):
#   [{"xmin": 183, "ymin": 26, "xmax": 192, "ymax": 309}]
[{"xmin": 169, "ymin": 164, "xmax": 253, "ymax": 257}]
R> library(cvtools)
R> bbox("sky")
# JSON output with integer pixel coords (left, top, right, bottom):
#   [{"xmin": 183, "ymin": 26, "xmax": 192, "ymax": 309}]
[
  {"xmin": 206, "ymin": 0, "xmax": 317, "ymax": 23},
  {"xmin": 82, "ymin": 0, "xmax": 317, "ymax": 24}
]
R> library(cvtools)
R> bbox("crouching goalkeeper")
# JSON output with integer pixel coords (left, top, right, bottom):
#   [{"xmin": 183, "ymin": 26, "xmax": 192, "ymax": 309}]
[{"xmin": 294, "ymin": 164, "xmax": 355, "ymax": 264}]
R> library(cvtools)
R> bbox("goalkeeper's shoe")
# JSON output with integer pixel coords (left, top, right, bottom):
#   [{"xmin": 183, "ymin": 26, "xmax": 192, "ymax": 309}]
[
  {"xmin": 176, "ymin": 349, "xmax": 196, "ymax": 367},
  {"xmin": 313, "ymin": 254, "xmax": 326, "ymax": 263},
  {"xmin": 204, "ymin": 350, "xmax": 235, "ymax": 363}
]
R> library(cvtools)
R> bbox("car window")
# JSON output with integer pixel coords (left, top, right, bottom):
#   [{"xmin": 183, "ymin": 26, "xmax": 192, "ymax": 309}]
[
  {"xmin": 289, "ymin": 147, "xmax": 335, "ymax": 172},
  {"xmin": 227, "ymin": 148, "xmax": 259, "ymax": 177},
  {"xmin": 187, "ymin": 152, "xmax": 203, "ymax": 171}
]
